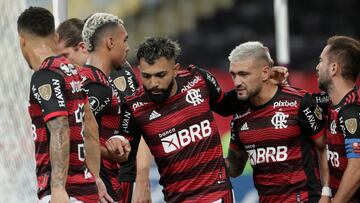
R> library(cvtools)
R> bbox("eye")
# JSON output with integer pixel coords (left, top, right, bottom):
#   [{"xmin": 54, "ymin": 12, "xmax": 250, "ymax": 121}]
[{"xmin": 141, "ymin": 73, "xmax": 151, "ymax": 79}]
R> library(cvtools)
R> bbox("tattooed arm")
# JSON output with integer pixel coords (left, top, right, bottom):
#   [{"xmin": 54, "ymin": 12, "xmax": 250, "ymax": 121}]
[{"xmin": 47, "ymin": 116, "xmax": 70, "ymax": 203}]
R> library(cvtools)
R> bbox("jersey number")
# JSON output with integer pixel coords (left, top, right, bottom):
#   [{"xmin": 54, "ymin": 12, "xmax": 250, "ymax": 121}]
[{"xmin": 75, "ymin": 103, "xmax": 85, "ymax": 161}]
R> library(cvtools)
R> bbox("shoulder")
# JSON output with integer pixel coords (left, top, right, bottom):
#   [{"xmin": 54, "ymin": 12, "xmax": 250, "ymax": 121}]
[{"xmin": 280, "ymin": 86, "xmax": 308, "ymax": 98}]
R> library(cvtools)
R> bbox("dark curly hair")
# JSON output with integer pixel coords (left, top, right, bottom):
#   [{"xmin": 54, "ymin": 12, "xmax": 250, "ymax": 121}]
[
  {"xmin": 17, "ymin": 6, "xmax": 54, "ymax": 36},
  {"xmin": 56, "ymin": 18, "xmax": 84, "ymax": 48},
  {"xmin": 136, "ymin": 37, "xmax": 181, "ymax": 65}
]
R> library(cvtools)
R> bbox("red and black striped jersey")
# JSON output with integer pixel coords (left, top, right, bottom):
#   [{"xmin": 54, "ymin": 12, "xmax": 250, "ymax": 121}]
[
  {"xmin": 326, "ymin": 86, "xmax": 360, "ymax": 200},
  {"xmin": 121, "ymin": 66, "xmax": 232, "ymax": 202},
  {"xmin": 79, "ymin": 65, "xmax": 123, "ymax": 201},
  {"xmin": 230, "ymin": 86, "xmax": 325, "ymax": 203},
  {"xmin": 28, "ymin": 55, "xmax": 98, "ymax": 202}
]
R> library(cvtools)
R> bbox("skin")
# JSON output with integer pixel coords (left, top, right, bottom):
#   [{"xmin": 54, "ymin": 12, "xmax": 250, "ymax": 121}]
[
  {"xmin": 57, "ymin": 40, "xmax": 88, "ymax": 66},
  {"xmin": 316, "ymin": 45, "xmax": 360, "ymax": 203}
]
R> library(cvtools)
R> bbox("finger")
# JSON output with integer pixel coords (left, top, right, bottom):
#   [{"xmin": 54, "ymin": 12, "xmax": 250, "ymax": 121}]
[
  {"xmin": 104, "ymin": 193, "xmax": 114, "ymax": 202},
  {"xmin": 105, "ymin": 140, "xmax": 115, "ymax": 153},
  {"xmin": 116, "ymin": 141, "xmax": 124, "ymax": 156},
  {"xmin": 99, "ymin": 197, "xmax": 107, "ymax": 203}
]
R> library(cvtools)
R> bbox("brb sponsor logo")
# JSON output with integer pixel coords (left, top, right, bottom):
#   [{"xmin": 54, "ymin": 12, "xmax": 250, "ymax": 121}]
[
  {"xmin": 246, "ymin": 145, "xmax": 288, "ymax": 165},
  {"xmin": 160, "ymin": 120, "xmax": 211, "ymax": 153}
]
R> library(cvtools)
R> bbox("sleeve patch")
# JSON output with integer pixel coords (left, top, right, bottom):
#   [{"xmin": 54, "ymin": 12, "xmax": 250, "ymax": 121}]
[
  {"xmin": 345, "ymin": 118, "xmax": 358, "ymax": 135},
  {"xmin": 38, "ymin": 84, "xmax": 52, "ymax": 101}
]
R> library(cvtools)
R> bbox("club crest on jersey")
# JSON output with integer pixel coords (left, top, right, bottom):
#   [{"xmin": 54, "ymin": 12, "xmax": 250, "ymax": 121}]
[
  {"xmin": 60, "ymin": 63, "xmax": 77, "ymax": 76},
  {"xmin": 330, "ymin": 120, "xmax": 337, "ymax": 134},
  {"xmin": 38, "ymin": 84, "xmax": 52, "ymax": 101},
  {"xmin": 271, "ymin": 112, "xmax": 289, "ymax": 129},
  {"xmin": 186, "ymin": 89, "xmax": 204, "ymax": 106},
  {"xmin": 113, "ymin": 76, "xmax": 126, "ymax": 92},
  {"xmin": 345, "ymin": 118, "xmax": 357, "ymax": 134}
]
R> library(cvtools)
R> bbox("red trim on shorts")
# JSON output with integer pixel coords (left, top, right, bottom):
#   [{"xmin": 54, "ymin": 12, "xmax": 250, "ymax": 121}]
[{"xmin": 44, "ymin": 111, "xmax": 68, "ymax": 122}]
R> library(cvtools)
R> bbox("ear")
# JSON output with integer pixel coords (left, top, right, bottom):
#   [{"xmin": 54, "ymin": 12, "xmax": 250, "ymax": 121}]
[
  {"xmin": 329, "ymin": 62, "xmax": 339, "ymax": 77},
  {"xmin": 19, "ymin": 34, "xmax": 26, "ymax": 47},
  {"xmin": 78, "ymin": 42, "xmax": 88, "ymax": 54},
  {"xmin": 174, "ymin": 63, "xmax": 180, "ymax": 77},
  {"xmin": 105, "ymin": 36, "xmax": 114, "ymax": 50},
  {"xmin": 262, "ymin": 65, "xmax": 271, "ymax": 81}
]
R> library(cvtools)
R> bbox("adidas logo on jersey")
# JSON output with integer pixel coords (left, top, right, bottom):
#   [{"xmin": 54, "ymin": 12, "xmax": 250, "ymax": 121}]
[
  {"xmin": 240, "ymin": 122, "xmax": 249, "ymax": 131},
  {"xmin": 149, "ymin": 110, "xmax": 161, "ymax": 120}
]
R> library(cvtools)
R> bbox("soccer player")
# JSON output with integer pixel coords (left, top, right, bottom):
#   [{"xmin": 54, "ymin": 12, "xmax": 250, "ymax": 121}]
[
  {"xmin": 56, "ymin": 16, "xmax": 152, "ymax": 203},
  {"xmin": 17, "ymin": 7, "xmax": 101, "ymax": 203},
  {"xmin": 316, "ymin": 36, "xmax": 360, "ymax": 202},
  {"xmin": 226, "ymin": 41, "xmax": 330, "ymax": 203},
  {"xmin": 107, "ymin": 36, "xmax": 235, "ymax": 202}
]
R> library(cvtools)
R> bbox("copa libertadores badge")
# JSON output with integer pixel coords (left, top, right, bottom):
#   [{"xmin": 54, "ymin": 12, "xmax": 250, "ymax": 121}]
[
  {"xmin": 113, "ymin": 76, "xmax": 126, "ymax": 92},
  {"xmin": 38, "ymin": 84, "xmax": 52, "ymax": 101},
  {"xmin": 345, "ymin": 118, "xmax": 357, "ymax": 134}
]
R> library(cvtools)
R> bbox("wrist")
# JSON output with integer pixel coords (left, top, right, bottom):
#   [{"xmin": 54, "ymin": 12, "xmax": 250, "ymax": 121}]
[{"xmin": 321, "ymin": 186, "xmax": 332, "ymax": 197}]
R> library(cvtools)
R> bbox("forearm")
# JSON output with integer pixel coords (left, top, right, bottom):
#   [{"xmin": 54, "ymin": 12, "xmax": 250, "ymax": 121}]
[
  {"xmin": 84, "ymin": 102, "xmax": 101, "ymax": 177},
  {"xmin": 226, "ymin": 148, "xmax": 248, "ymax": 177},
  {"xmin": 136, "ymin": 137, "xmax": 152, "ymax": 183},
  {"xmin": 317, "ymin": 147, "xmax": 330, "ymax": 187},
  {"xmin": 47, "ymin": 116, "xmax": 70, "ymax": 189},
  {"xmin": 333, "ymin": 159, "xmax": 360, "ymax": 203}
]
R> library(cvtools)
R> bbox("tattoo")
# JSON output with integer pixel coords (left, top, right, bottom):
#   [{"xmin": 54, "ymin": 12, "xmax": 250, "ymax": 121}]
[
  {"xmin": 47, "ymin": 116, "xmax": 70, "ymax": 189},
  {"xmin": 227, "ymin": 148, "xmax": 248, "ymax": 177}
]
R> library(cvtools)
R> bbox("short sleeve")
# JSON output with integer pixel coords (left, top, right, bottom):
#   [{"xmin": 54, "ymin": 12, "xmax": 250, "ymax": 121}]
[
  {"xmin": 338, "ymin": 103, "xmax": 360, "ymax": 158},
  {"xmin": 229, "ymin": 119, "xmax": 245, "ymax": 151},
  {"xmin": 30, "ymin": 69, "xmax": 68, "ymax": 122},
  {"xmin": 195, "ymin": 68, "xmax": 224, "ymax": 106},
  {"xmin": 298, "ymin": 93, "xmax": 325, "ymax": 140},
  {"xmin": 311, "ymin": 91, "xmax": 330, "ymax": 116},
  {"xmin": 83, "ymin": 82, "xmax": 112, "ymax": 118}
]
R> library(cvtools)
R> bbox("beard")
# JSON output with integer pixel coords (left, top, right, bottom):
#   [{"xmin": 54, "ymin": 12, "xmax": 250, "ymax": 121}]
[
  {"xmin": 318, "ymin": 75, "xmax": 331, "ymax": 92},
  {"xmin": 145, "ymin": 80, "xmax": 175, "ymax": 103}
]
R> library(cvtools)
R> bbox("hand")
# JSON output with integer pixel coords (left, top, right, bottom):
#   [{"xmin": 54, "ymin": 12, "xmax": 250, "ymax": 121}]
[
  {"xmin": 51, "ymin": 187, "xmax": 70, "ymax": 203},
  {"xmin": 132, "ymin": 180, "xmax": 152, "ymax": 203},
  {"xmin": 105, "ymin": 136, "xmax": 131, "ymax": 163},
  {"xmin": 270, "ymin": 66, "xmax": 289, "ymax": 86},
  {"xmin": 318, "ymin": 196, "xmax": 331, "ymax": 203},
  {"xmin": 96, "ymin": 177, "xmax": 114, "ymax": 203}
]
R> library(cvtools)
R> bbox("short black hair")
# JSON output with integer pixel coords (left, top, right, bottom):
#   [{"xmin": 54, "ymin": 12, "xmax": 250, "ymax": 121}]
[
  {"xmin": 17, "ymin": 6, "xmax": 54, "ymax": 36},
  {"xmin": 327, "ymin": 36, "xmax": 360, "ymax": 82},
  {"xmin": 56, "ymin": 18, "xmax": 84, "ymax": 48},
  {"xmin": 136, "ymin": 37, "xmax": 181, "ymax": 65}
]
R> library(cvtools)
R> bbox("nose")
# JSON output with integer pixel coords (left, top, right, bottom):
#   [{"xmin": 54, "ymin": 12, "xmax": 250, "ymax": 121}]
[
  {"xmin": 233, "ymin": 75, "xmax": 243, "ymax": 87},
  {"xmin": 149, "ymin": 77, "xmax": 159, "ymax": 89}
]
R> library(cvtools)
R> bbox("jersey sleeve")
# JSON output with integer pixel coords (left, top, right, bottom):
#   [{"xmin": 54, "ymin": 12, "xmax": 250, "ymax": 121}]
[
  {"xmin": 338, "ymin": 103, "xmax": 360, "ymax": 158},
  {"xmin": 196, "ymin": 67, "xmax": 224, "ymax": 107},
  {"xmin": 30, "ymin": 69, "xmax": 68, "ymax": 122},
  {"xmin": 298, "ymin": 93, "xmax": 325, "ymax": 140},
  {"xmin": 311, "ymin": 91, "xmax": 330, "ymax": 116},
  {"xmin": 83, "ymin": 82, "xmax": 112, "ymax": 118},
  {"xmin": 212, "ymin": 89, "xmax": 245, "ymax": 116},
  {"xmin": 229, "ymin": 119, "xmax": 245, "ymax": 151},
  {"xmin": 120, "ymin": 102, "xmax": 142, "ymax": 147}
]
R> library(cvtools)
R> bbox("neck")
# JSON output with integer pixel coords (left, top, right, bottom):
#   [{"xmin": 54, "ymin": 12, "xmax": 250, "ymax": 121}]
[
  {"xmin": 327, "ymin": 78, "xmax": 355, "ymax": 105},
  {"xmin": 87, "ymin": 52, "xmax": 112, "ymax": 76},
  {"xmin": 29, "ymin": 38, "xmax": 58, "ymax": 71},
  {"xmin": 249, "ymin": 82, "xmax": 278, "ymax": 106},
  {"xmin": 169, "ymin": 79, "xmax": 178, "ymax": 97}
]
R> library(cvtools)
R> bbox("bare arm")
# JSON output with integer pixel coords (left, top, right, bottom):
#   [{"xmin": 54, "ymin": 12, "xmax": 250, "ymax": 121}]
[
  {"xmin": 83, "ymin": 101, "xmax": 100, "ymax": 177},
  {"xmin": 332, "ymin": 158, "xmax": 360, "ymax": 202},
  {"xmin": 226, "ymin": 147, "xmax": 248, "ymax": 177},
  {"xmin": 312, "ymin": 134, "xmax": 331, "ymax": 202},
  {"xmin": 133, "ymin": 137, "xmax": 152, "ymax": 203},
  {"xmin": 47, "ymin": 116, "xmax": 70, "ymax": 201}
]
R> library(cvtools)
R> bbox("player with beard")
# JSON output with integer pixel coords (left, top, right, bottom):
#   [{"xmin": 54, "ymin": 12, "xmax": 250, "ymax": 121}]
[
  {"xmin": 316, "ymin": 36, "xmax": 360, "ymax": 203},
  {"xmin": 56, "ymin": 16, "xmax": 152, "ymax": 203},
  {"xmin": 17, "ymin": 7, "xmax": 105, "ymax": 203},
  {"xmin": 106, "ymin": 36, "xmax": 236, "ymax": 202},
  {"xmin": 226, "ymin": 41, "xmax": 330, "ymax": 203}
]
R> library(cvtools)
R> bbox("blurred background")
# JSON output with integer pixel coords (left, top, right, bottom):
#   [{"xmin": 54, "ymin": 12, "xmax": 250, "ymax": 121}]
[{"xmin": 1, "ymin": 0, "xmax": 360, "ymax": 202}]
